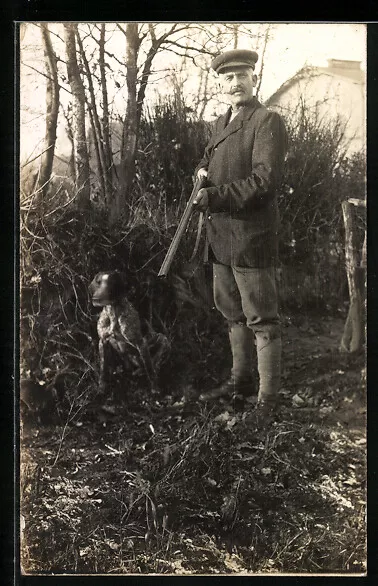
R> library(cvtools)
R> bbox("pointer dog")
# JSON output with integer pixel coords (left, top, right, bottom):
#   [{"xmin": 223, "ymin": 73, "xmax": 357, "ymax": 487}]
[{"xmin": 89, "ymin": 271, "xmax": 163, "ymax": 392}]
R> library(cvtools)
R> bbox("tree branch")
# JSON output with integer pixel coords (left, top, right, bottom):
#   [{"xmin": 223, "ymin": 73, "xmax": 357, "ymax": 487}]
[
  {"xmin": 21, "ymin": 62, "xmax": 72, "ymax": 95},
  {"xmin": 160, "ymin": 39, "xmax": 215, "ymax": 56}
]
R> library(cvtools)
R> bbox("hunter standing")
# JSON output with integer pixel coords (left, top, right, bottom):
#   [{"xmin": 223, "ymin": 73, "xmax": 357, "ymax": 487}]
[{"xmin": 193, "ymin": 49, "xmax": 288, "ymax": 418}]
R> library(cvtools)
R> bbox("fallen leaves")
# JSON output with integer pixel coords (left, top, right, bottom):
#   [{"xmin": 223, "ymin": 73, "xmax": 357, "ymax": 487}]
[
  {"xmin": 315, "ymin": 476, "xmax": 354, "ymax": 510},
  {"xmin": 292, "ymin": 394, "xmax": 305, "ymax": 407},
  {"xmin": 205, "ymin": 477, "xmax": 217, "ymax": 487},
  {"xmin": 223, "ymin": 551, "xmax": 246, "ymax": 573},
  {"xmin": 214, "ymin": 411, "xmax": 231, "ymax": 423}
]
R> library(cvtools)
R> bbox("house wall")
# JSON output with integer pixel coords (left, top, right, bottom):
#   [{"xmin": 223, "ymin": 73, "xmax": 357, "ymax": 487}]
[{"xmin": 267, "ymin": 73, "xmax": 366, "ymax": 156}]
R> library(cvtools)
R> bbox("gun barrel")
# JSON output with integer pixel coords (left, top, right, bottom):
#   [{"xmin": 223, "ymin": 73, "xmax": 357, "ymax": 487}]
[{"xmin": 158, "ymin": 175, "xmax": 206, "ymax": 277}]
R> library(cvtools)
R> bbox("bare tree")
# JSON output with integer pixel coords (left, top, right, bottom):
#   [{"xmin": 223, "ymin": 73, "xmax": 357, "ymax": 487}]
[
  {"xmin": 59, "ymin": 23, "xmax": 275, "ymax": 222},
  {"xmin": 255, "ymin": 24, "xmax": 272, "ymax": 99},
  {"xmin": 37, "ymin": 23, "xmax": 60, "ymax": 199},
  {"xmin": 232, "ymin": 24, "xmax": 239, "ymax": 49},
  {"xmin": 63, "ymin": 22, "xmax": 91, "ymax": 209},
  {"xmin": 114, "ymin": 23, "xmax": 205, "ymax": 223},
  {"xmin": 98, "ymin": 24, "xmax": 114, "ymax": 202},
  {"xmin": 113, "ymin": 23, "xmax": 139, "ymax": 224},
  {"xmin": 76, "ymin": 26, "xmax": 112, "ymax": 206}
]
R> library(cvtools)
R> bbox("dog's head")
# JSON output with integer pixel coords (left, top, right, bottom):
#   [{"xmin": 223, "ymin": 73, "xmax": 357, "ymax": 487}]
[{"xmin": 89, "ymin": 271, "xmax": 126, "ymax": 306}]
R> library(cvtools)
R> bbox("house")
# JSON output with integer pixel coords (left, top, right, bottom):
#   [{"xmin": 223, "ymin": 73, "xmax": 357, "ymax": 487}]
[{"xmin": 265, "ymin": 59, "xmax": 366, "ymax": 156}]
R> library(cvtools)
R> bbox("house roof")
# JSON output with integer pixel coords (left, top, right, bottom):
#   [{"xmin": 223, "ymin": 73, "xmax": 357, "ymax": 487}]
[{"xmin": 265, "ymin": 60, "xmax": 365, "ymax": 107}]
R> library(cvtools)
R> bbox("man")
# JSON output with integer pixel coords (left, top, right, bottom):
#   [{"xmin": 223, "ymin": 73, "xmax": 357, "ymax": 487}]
[{"xmin": 192, "ymin": 49, "xmax": 288, "ymax": 419}]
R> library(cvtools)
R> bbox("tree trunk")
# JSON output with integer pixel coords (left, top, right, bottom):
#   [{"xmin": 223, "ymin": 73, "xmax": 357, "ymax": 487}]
[
  {"xmin": 99, "ymin": 24, "xmax": 114, "ymax": 203},
  {"xmin": 198, "ymin": 68, "xmax": 210, "ymax": 120},
  {"xmin": 136, "ymin": 33, "xmax": 158, "ymax": 126},
  {"xmin": 255, "ymin": 26, "xmax": 271, "ymax": 99},
  {"xmin": 76, "ymin": 28, "xmax": 108, "ymax": 205},
  {"xmin": 63, "ymin": 23, "xmax": 91, "ymax": 209},
  {"xmin": 340, "ymin": 200, "xmax": 365, "ymax": 353},
  {"xmin": 37, "ymin": 23, "xmax": 60, "ymax": 199},
  {"xmin": 110, "ymin": 23, "xmax": 139, "ymax": 225},
  {"xmin": 232, "ymin": 24, "xmax": 239, "ymax": 49}
]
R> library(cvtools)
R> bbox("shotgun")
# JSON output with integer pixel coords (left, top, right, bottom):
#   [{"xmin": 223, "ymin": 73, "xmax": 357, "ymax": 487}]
[{"xmin": 158, "ymin": 175, "xmax": 207, "ymax": 277}]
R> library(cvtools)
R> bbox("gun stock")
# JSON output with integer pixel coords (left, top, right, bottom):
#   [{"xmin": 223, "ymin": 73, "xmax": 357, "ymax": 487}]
[{"xmin": 158, "ymin": 175, "xmax": 207, "ymax": 277}]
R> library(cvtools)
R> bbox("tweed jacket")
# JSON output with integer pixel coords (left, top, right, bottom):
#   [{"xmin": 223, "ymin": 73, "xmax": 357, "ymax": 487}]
[{"xmin": 195, "ymin": 98, "xmax": 288, "ymax": 268}]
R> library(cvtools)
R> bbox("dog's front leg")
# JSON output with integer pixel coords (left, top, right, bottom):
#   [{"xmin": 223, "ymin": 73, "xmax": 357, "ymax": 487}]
[{"xmin": 98, "ymin": 339, "xmax": 109, "ymax": 391}]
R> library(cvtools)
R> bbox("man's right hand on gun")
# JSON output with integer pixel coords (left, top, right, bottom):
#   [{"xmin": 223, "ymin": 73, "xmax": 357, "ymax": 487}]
[
  {"xmin": 193, "ymin": 169, "xmax": 209, "ymax": 211},
  {"xmin": 197, "ymin": 168, "xmax": 208, "ymax": 180}
]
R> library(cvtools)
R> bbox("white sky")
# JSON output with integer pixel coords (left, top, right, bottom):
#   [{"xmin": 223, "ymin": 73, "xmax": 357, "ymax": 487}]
[
  {"xmin": 259, "ymin": 23, "xmax": 366, "ymax": 100},
  {"xmin": 20, "ymin": 22, "xmax": 366, "ymax": 162}
]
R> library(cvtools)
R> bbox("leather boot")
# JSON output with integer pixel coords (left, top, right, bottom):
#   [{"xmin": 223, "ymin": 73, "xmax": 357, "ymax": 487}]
[
  {"xmin": 199, "ymin": 374, "xmax": 254, "ymax": 402},
  {"xmin": 242, "ymin": 336, "xmax": 281, "ymax": 428},
  {"xmin": 229, "ymin": 323, "xmax": 255, "ymax": 381},
  {"xmin": 199, "ymin": 324, "xmax": 255, "ymax": 402},
  {"xmin": 256, "ymin": 335, "xmax": 281, "ymax": 406}
]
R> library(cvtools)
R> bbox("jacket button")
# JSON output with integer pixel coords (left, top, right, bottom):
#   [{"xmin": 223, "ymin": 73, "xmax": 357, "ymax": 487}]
[{"xmin": 208, "ymin": 215, "xmax": 212, "ymax": 221}]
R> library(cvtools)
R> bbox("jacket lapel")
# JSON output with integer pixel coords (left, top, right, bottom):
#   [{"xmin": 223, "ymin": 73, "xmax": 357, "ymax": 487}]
[{"xmin": 213, "ymin": 99, "xmax": 261, "ymax": 148}]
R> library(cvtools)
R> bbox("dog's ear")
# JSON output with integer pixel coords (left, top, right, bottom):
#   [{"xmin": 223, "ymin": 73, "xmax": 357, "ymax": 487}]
[{"xmin": 109, "ymin": 270, "xmax": 126, "ymax": 293}]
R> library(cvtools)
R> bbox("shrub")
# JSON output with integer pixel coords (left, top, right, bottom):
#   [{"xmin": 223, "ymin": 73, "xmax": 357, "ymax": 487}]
[{"xmin": 277, "ymin": 103, "xmax": 366, "ymax": 309}]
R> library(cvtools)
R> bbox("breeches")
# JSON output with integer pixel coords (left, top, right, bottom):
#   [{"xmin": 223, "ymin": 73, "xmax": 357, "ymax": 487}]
[{"xmin": 213, "ymin": 263, "xmax": 280, "ymax": 340}]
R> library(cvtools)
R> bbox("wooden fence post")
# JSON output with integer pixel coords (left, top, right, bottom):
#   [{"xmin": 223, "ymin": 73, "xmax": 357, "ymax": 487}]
[{"xmin": 340, "ymin": 199, "xmax": 366, "ymax": 353}]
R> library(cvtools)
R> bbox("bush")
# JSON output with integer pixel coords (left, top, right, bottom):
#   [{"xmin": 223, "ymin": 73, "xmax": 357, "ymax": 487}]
[
  {"xmin": 131, "ymin": 93, "xmax": 210, "ymax": 231},
  {"xmin": 277, "ymin": 103, "xmax": 366, "ymax": 309}
]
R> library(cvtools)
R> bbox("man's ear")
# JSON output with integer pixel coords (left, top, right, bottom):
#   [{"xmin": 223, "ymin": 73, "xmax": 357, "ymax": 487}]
[{"xmin": 252, "ymin": 73, "xmax": 258, "ymax": 87}]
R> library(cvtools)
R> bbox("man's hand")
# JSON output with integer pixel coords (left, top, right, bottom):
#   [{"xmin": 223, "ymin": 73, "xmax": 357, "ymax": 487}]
[
  {"xmin": 193, "ymin": 188, "xmax": 209, "ymax": 211},
  {"xmin": 197, "ymin": 168, "xmax": 208, "ymax": 180}
]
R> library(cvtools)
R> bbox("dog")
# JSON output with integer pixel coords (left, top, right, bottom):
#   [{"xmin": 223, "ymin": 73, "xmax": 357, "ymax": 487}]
[{"xmin": 89, "ymin": 271, "xmax": 168, "ymax": 393}]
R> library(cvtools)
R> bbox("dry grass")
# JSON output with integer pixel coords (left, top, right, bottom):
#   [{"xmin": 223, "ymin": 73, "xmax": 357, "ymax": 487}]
[{"xmin": 20, "ymin": 336, "xmax": 366, "ymax": 575}]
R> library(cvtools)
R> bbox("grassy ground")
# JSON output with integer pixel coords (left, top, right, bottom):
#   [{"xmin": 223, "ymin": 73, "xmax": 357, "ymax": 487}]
[{"xmin": 20, "ymin": 314, "xmax": 366, "ymax": 575}]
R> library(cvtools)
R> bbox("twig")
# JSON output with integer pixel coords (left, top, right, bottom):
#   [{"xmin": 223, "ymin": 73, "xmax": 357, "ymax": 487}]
[
  {"xmin": 52, "ymin": 401, "xmax": 75, "ymax": 467},
  {"xmin": 43, "ymin": 191, "xmax": 79, "ymax": 217},
  {"xmin": 21, "ymin": 145, "xmax": 53, "ymax": 168}
]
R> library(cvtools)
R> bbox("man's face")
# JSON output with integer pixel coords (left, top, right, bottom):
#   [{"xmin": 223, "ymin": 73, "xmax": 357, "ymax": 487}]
[{"xmin": 219, "ymin": 66, "xmax": 257, "ymax": 108}]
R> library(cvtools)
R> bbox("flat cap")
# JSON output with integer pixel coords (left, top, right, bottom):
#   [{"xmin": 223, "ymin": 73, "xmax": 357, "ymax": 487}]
[{"xmin": 211, "ymin": 49, "xmax": 259, "ymax": 74}]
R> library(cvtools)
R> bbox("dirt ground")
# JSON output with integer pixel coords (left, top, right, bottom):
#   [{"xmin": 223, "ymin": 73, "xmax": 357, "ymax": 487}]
[{"xmin": 20, "ymin": 313, "xmax": 366, "ymax": 575}]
